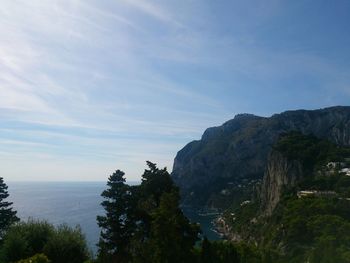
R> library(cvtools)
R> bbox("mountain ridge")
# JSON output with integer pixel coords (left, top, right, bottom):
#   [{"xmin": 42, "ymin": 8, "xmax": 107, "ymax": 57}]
[{"xmin": 172, "ymin": 106, "xmax": 350, "ymax": 208}]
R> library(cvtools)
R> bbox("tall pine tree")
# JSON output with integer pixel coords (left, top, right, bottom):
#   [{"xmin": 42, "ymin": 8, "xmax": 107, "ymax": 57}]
[
  {"xmin": 0, "ymin": 177, "xmax": 19, "ymax": 237},
  {"xmin": 97, "ymin": 170, "xmax": 135, "ymax": 263}
]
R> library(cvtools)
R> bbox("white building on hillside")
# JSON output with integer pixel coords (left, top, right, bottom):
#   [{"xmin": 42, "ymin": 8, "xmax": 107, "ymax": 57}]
[
  {"xmin": 297, "ymin": 190, "xmax": 316, "ymax": 198},
  {"xmin": 340, "ymin": 168, "xmax": 350, "ymax": 176}
]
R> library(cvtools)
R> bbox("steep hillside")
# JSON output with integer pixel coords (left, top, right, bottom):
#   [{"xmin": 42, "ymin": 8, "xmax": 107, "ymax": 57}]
[
  {"xmin": 172, "ymin": 106, "xmax": 350, "ymax": 208},
  {"xmin": 221, "ymin": 133, "xmax": 350, "ymax": 262},
  {"xmin": 260, "ymin": 150, "xmax": 303, "ymax": 216}
]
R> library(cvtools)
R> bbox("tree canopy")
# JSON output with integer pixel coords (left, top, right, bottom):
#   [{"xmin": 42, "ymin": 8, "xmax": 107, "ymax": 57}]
[
  {"xmin": 97, "ymin": 162, "xmax": 200, "ymax": 263},
  {"xmin": 0, "ymin": 220, "xmax": 89, "ymax": 263},
  {"xmin": 0, "ymin": 177, "xmax": 19, "ymax": 237}
]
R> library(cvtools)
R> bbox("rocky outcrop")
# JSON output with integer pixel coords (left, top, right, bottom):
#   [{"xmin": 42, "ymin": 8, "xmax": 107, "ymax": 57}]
[
  {"xmin": 260, "ymin": 151, "xmax": 303, "ymax": 216},
  {"xmin": 215, "ymin": 216, "xmax": 242, "ymax": 241},
  {"xmin": 172, "ymin": 106, "xmax": 350, "ymax": 207}
]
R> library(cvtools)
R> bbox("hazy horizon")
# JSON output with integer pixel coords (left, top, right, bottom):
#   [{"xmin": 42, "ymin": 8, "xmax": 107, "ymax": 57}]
[{"xmin": 6, "ymin": 180, "xmax": 141, "ymax": 183}]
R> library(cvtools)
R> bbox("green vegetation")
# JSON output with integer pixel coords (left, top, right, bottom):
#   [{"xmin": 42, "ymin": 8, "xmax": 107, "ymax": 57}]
[
  {"xmin": 44, "ymin": 224, "xmax": 90, "ymax": 263},
  {"xmin": 97, "ymin": 161, "xmax": 200, "ymax": 263},
  {"xmin": 16, "ymin": 254, "xmax": 50, "ymax": 263},
  {"xmin": 226, "ymin": 133, "xmax": 350, "ymax": 263},
  {"xmin": 275, "ymin": 131, "xmax": 350, "ymax": 170},
  {"xmin": 199, "ymin": 238, "xmax": 260, "ymax": 263},
  {"xmin": 278, "ymin": 198, "xmax": 350, "ymax": 262},
  {"xmin": 95, "ymin": 162, "xmax": 292, "ymax": 263},
  {"xmin": 0, "ymin": 220, "xmax": 90, "ymax": 263},
  {"xmin": 0, "ymin": 177, "xmax": 19, "ymax": 238},
  {"xmin": 97, "ymin": 170, "xmax": 135, "ymax": 262}
]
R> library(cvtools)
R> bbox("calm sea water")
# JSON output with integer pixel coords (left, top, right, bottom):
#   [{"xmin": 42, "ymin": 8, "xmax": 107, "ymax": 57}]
[{"xmin": 7, "ymin": 182, "xmax": 220, "ymax": 254}]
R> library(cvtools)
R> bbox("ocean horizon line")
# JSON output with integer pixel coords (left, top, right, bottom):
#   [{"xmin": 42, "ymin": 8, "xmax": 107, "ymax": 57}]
[{"xmin": 7, "ymin": 180, "xmax": 142, "ymax": 185}]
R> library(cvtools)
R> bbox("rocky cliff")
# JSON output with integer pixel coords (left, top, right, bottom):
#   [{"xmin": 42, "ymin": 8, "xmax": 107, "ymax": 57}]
[
  {"xmin": 172, "ymin": 106, "xmax": 350, "ymax": 207},
  {"xmin": 260, "ymin": 151, "xmax": 303, "ymax": 216}
]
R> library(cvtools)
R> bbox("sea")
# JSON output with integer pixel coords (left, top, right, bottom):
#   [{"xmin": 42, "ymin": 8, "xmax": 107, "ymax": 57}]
[{"xmin": 7, "ymin": 182, "xmax": 221, "ymax": 255}]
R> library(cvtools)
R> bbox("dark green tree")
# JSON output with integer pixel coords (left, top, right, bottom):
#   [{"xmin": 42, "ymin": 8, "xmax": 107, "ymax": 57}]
[
  {"xmin": 200, "ymin": 237, "xmax": 214, "ymax": 263},
  {"xmin": 143, "ymin": 191, "xmax": 199, "ymax": 263},
  {"xmin": 97, "ymin": 170, "xmax": 135, "ymax": 263},
  {"xmin": 139, "ymin": 161, "xmax": 175, "ymax": 208},
  {"xmin": 132, "ymin": 162, "xmax": 200, "ymax": 263},
  {"xmin": 97, "ymin": 162, "xmax": 201, "ymax": 263},
  {"xmin": 200, "ymin": 240, "xmax": 241, "ymax": 263},
  {"xmin": 0, "ymin": 177, "xmax": 19, "ymax": 237}
]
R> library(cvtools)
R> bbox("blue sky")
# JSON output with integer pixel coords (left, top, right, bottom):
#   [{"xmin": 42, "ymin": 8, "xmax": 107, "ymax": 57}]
[{"xmin": 1, "ymin": 0, "xmax": 350, "ymax": 181}]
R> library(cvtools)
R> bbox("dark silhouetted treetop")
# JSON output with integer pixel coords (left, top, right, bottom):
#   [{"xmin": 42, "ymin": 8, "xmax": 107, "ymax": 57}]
[
  {"xmin": 97, "ymin": 170, "xmax": 135, "ymax": 263},
  {"xmin": 97, "ymin": 162, "xmax": 200, "ymax": 263},
  {"xmin": 139, "ymin": 161, "xmax": 176, "ymax": 208},
  {"xmin": 0, "ymin": 177, "xmax": 19, "ymax": 237}
]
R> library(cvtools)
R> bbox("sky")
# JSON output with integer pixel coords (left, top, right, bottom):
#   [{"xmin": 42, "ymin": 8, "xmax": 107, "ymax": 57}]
[{"xmin": 1, "ymin": 0, "xmax": 350, "ymax": 181}]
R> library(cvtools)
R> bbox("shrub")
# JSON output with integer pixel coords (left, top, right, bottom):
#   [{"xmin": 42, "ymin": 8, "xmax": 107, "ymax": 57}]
[
  {"xmin": 17, "ymin": 253, "xmax": 50, "ymax": 263},
  {"xmin": 43, "ymin": 224, "xmax": 89, "ymax": 263},
  {"xmin": 1, "ymin": 220, "xmax": 90, "ymax": 263},
  {"xmin": 1, "ymin": 228, "xmax": 29, "ymax": 262},
  {"xmin": 1, "ymin": 220, "xmax": 53, "ymax": 262}
]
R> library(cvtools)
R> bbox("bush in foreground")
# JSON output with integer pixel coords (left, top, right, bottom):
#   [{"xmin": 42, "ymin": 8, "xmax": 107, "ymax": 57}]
[
  {"xmin": 44, "ymin": 224, "xmax": 89, "ymax": 263},
  {"xmin": 1, "ymin": 220, "xmax": 90, "ymax": 263},
  {"xmin": 17, "ymin": 253, "xmax": 50, "ymax": 263}
]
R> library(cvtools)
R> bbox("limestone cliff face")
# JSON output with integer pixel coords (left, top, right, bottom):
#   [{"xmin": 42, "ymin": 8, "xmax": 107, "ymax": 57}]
[
  {"xmin": 260, "ymin": 151, "xmax": 303, "ymax": 216},
  {"xmin": 172, "ymin": 106, "xmax": 350, "ymax": 207}
]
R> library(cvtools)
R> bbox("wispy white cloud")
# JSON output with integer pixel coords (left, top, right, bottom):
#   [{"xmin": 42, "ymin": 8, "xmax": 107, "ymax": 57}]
[{"xmin": 119, "ymin": 0, "xmax": 182, "ymax": 26}]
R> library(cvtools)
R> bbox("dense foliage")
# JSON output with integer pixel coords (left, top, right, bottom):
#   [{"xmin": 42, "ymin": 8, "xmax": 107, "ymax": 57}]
[
  {"xmin": 16, "ymin": 254, "xmax": 50, "ymax": 263},
  {"xmin": 44, "ymin": 224, "xmax": 90, "ymax": 263},
  {"xmin": 0, "ymin": 220, "xmax": 90, "ymax": 263},
  {"xmin": 0, "ymin": 177, "xmax": 19, "ymax": 238},
  {"xmin": 276, "ymin": 197, "xmax": 350, "ymax": 262},
  {"xmin": 275, "ymin": 131, "xmax": 350, "ymax": 170},
  {"xmin": 97, "ymin": 162, "xmax": 200, "ymax": 263},
  {"xmin": 198, "ymin": 237, "xmax": 286, "ymax": 263},
  {"xmin": 225, "ymin": 133, "xmax": 350, "ymax": 262},
  {"xmin": 97, "ymin": 170, "xmax": 135, "ymax": 262},
  {"xmin": 96, "ymin": 162, "xmax": 291, "ymax": 263}
]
